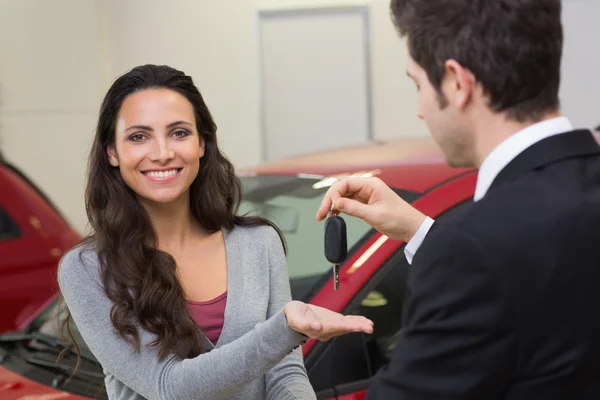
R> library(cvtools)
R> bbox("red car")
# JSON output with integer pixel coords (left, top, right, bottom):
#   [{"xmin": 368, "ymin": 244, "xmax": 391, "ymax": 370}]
[
  {"xmin": 0, "ymin": 137, "xmax": 477, "ymax": 399},
  {"xmin": 0, "ymin": 151, "xmax": 81, "ymax": 333}
]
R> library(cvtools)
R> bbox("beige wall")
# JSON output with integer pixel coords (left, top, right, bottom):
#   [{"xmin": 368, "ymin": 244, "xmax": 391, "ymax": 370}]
[
  {"xmin": 0, "ymin": 0, "xmax": 426, "ymax": 233},
  {"xmin": 0, "ymin": 0, "xmax": 106, "ymax": 234}
]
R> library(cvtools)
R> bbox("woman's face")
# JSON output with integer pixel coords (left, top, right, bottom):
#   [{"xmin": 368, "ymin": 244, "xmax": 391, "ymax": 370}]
[{"xmin": 107, "ymin": 88, "xmax": 204, "ymax": 206}]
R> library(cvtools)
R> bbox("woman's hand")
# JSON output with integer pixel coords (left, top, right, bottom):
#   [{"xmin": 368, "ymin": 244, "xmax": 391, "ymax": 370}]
[{"xmin": 284, "ymin": 301, "xmax": 374, "ymax": 341}]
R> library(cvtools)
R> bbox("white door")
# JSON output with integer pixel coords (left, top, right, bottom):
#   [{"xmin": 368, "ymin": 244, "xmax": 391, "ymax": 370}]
[{"xmin": 258, "ymin": 7, "xmax": 373, "ymax": 161}]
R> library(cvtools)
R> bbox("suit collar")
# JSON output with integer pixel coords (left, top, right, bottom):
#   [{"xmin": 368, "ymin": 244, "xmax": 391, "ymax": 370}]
[
  {"xmin": 474, "ymin": 117, "xmax": 573, "ymax": 201},
  {"xmin": 487, "ymin": 129, "xmax": 600, "ymax": 194}
]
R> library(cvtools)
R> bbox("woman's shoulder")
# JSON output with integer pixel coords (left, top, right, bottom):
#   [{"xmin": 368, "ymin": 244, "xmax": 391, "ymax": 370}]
[
  {"xmin": 229, "ymin": 223, "xmax": 280, "ymax": 241},
  {"xmin": 58, "ymin": 242, "xmax": 101, "ymax": 288},
  {"xmin": 226, "ymin": 223, "xmax": 285, "ymax": 255}
]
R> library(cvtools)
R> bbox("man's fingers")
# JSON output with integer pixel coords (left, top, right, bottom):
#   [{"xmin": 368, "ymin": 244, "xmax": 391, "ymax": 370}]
[
  {"xmin": 316, "ymin": 180, "xmax": 348, "ymax": 221},
  {"xmin": 316, "ymin": 194, "xmax": 338, "ymax": 221},
  {"xmin": 316, "ymin": 177, "xmax": 375, "ymax": 221},
  {"xmin": 334, "ymin": 198, "xmax": 372, "ymax": 221}
]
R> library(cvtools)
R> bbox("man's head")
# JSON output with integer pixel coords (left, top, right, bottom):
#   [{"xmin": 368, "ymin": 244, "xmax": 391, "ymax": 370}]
[{"xmin": 393, "ymin": 0, "xmax": 563, "ymax": 167}]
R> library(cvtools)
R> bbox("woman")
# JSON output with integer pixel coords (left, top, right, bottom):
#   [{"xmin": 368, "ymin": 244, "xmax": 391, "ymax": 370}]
[{"xmin": 58, "ymin": 64, "xmax": 372, "ymax": 400}]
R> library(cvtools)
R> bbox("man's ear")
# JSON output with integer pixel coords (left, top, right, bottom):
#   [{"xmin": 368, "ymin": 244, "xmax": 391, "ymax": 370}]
[
  {"xmin": 444, "ymin": 59, "xmax": 475, "ymax": 110},
  {"xmin": 107, "ymin": 145, "xmax": 119, "ymax": 167}
]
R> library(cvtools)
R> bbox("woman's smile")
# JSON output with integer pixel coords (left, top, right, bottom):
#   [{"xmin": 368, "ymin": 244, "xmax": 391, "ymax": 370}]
[{"xmin": 141, "ymin": 167, "xmax": 184, "ymax": 183}]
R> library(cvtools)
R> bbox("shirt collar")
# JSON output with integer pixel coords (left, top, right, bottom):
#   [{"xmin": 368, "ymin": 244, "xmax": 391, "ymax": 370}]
[{"xmin": 474, "ymin": 116, "xmax": 573, "ymax": 201}]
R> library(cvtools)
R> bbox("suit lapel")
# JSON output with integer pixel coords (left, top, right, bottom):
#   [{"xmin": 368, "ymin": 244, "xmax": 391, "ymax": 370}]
[{"xmin": 488, "ymin": 129, "xmax": 600, "ymax": 193}]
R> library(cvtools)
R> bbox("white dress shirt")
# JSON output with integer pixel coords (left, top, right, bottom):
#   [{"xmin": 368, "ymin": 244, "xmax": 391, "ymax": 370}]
[{"xmin": 403, "ymin": 116, "xmax": 574, "ymax": 264}]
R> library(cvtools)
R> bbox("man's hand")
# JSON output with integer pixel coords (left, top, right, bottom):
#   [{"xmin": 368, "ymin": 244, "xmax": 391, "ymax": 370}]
[
  {"xmin": 316, "ymin": 176, "xmax": 426, "ymax": 242},
  {"xmin": 284, "ymin": 301, "xmax": 374, "ymax": 341}
]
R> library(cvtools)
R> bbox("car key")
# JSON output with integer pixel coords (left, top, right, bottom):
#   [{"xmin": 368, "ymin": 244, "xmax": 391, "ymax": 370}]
[{"xmin": 324, "ymin": 214, "xmax": 347, "ymax": 290}]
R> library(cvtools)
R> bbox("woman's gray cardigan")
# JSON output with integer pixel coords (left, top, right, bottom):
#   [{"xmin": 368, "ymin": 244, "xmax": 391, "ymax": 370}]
[{"xmin": 58, "ymin": 224, "xmax": 316, "ymax": 400}]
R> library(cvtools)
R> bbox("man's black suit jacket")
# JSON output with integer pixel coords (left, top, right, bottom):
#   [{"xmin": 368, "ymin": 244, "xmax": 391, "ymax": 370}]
[{"xmin": 366, "ymin": 129, "xmax": 600, "ymax": 399}]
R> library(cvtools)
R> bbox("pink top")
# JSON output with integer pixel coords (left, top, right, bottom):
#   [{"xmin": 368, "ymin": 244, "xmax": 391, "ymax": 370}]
[{"xmin": 186, "ymin": 291, "xmax": 227, "ymax": 345}]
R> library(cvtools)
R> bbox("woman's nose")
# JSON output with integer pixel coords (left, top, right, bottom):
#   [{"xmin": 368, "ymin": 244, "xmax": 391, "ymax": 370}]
[{"xmin": 149, "ymin": 138, "xmax": 174, "ymax": 163}]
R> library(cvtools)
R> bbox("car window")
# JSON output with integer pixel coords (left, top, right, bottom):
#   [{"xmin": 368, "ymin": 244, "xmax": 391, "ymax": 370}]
[
  {"xmin": 306, "ymin": 198, "xmax": 473, "ymax": 396},
  {"xmin": 0, "ymin": 205, "xmax": 21, "ymax": 241}
]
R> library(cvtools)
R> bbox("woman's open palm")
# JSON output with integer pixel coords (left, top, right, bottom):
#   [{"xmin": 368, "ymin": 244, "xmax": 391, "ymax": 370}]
[{"xmin": 284, "ymin": 301, "xmax": 373, "ymax": 341}]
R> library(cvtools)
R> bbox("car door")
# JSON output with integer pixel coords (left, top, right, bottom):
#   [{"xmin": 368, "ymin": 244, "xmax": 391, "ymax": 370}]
[
  {"xmin": 0, "ymin": 164, "xmax": 73, "ymax": 332},
  {"xmin": 304, "ymin": 175, "xmax": 476, "ymax": 399}
]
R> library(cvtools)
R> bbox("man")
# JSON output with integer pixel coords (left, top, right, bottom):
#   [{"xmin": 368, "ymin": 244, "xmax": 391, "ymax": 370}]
[{"xmin": 316, "ymin": 0, "xmax": 600, "ymax": 398}]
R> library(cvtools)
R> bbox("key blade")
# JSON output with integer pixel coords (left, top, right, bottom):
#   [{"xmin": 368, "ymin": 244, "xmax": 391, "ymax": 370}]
[{"xmin": 333, "ymin": 264, "xmax": 339, "ymax": 290}]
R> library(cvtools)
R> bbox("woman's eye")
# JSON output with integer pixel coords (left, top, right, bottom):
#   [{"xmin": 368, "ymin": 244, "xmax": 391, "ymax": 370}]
[
  {"xmin": 173, "ymin": 129, "xmax": 190, "ymax": 138},
  {"xmin": 129, "ymin": 134, "xmax": 146, "ymax": 142}
]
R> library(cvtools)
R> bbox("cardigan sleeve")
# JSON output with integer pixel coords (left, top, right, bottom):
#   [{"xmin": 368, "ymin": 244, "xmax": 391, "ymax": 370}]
[{"xmin": 263, "ymin": 227, "xmax": 317, "ymax": 400}]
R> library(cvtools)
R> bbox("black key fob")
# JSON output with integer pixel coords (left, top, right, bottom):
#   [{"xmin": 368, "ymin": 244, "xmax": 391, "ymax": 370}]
[{"xmin": 324, "ymin": 215, "xmax": 347, "ymax": 264}]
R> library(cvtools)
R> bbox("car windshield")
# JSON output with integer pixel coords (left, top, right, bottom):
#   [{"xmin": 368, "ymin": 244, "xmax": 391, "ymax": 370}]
[{"xmin": 23, "ymin": 174, "xmax": 419, "ymax": 360}]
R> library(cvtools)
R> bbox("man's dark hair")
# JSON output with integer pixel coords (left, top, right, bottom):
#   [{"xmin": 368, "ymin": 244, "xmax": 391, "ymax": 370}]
[
  {"xmin": 594, "ymin": 124, "xmax": 600, "ymax": 132},
  {"xmin": 391, "ymin": 0, "xmax": 563, "ymax": 122}
]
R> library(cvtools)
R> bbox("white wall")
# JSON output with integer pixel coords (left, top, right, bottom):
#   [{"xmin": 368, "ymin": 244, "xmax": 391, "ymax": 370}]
[
  {"xmin": 258, "ymin": 0, "xmax": 424, "ymax": 142},
  {"xmin": 0, "ymin": 0, "xmax": 106, "ymax": 233}
]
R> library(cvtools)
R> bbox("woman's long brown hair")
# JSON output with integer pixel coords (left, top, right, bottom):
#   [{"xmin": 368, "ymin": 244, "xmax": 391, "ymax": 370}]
[{"xmin": 58, "ymin": 64, "xmax": 283, "ymax": 362}]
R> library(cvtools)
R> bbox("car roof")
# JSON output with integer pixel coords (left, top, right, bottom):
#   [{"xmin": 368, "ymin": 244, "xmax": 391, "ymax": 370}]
[{"xmin": 240, "ymin": 136, "xmax": 475, "ymax": 192}]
